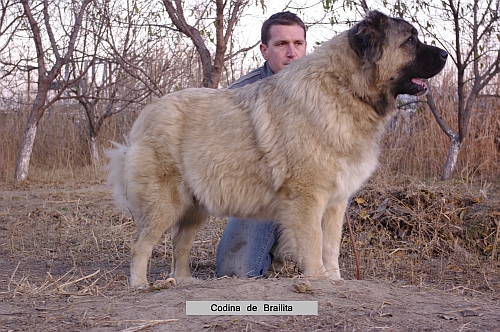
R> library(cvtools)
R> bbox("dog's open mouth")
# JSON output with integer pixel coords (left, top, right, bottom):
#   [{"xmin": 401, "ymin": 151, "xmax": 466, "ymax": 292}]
[
  {"xmin": 398, "ymin": 77, "xmax": 428, "ymax": 96},
  {"xmin": 411, "ymin": 78, "xmax": 427, "ymax": 91}
]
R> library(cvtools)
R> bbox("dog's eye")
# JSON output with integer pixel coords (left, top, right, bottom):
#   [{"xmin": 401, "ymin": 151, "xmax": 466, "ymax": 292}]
[{"xmin": 407, "ymin": 37, "xmax": 416, "ymax": 45}]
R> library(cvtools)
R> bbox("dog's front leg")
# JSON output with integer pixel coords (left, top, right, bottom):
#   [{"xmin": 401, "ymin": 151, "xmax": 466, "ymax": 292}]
[
  {"xmin": 279, "ymin": 193, "xmax": 329, "ymax": 277},
  {"xmin": 321, "ymin": 199, "xmax": 348, "ymax": 280}
]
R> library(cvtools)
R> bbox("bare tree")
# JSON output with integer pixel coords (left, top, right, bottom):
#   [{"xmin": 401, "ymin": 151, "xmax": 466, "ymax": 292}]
[
  {"xmin": 0, "ymin": 0, "xmax": 24, "ymax": 81},
  {"xmin": 104, "ymin": 0, "xmax": 199, "ymax": 97},
  {"xmin": 162, "ymin": 0, "xmax": 255, "ymax": 88},
  {"xmin": 67, "ymin": 0, "xmax": 199, "ymax": 166},
  {"xmin": 14, "ymin": 0, "xmax": 92, "ymax": 181},
  {"xmin": 415, "ymin": 1, "xmax": 500, "ymax": 180},
  {"xmin": 0, "ymin": 0, "xmax": 30, "ymax": 108},
  {"xmin": 65, "ymin": 0, "xmax": 108, "ymax": 167}
]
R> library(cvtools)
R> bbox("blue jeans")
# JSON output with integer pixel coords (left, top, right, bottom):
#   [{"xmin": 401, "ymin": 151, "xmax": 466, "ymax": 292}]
[
  {"xmin": 215, "ymin": 218, "xmax": 279, "ymax": 278},
  {"xmin": 215, "ymin": 196, "xmax": 354, "ymax": 278}
]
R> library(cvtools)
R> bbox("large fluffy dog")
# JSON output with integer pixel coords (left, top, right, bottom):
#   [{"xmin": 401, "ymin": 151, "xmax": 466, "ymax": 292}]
[{"xmin": 107, "ymin": 11, "xmax": 447, "ymax": 287}]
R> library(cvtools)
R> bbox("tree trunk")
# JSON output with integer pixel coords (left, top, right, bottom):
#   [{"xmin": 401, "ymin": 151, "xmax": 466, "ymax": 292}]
[
  {"xmin": 441, "ymin": 135, "xmax": 461, "ymax": 180},
  {"xmin": 90, "ymin": 134, "xmax": 99, "ymax": 167},
  {"xmin": 14, "ymin": 88, "xmax": 48, "ymax": 182},
  {"xmin": 14, "ymin": 117, "xmax": 39, "ymax": 181}
]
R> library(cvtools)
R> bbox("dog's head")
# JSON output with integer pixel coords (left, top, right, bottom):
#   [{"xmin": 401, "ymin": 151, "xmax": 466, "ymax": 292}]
[{"xmin": 348, "ymin": 10, "xmax": 447, "ymax": 97}]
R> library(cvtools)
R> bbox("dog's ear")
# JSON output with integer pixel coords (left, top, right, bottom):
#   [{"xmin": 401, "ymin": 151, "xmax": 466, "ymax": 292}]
[{"xmin": 348, "ymin": 10, "xmax": 388, "ymax": 65}]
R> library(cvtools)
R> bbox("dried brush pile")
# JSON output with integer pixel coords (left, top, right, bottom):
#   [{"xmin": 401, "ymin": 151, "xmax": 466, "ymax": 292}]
[{"xmin": 340, "ymin": 178, "xmax": 500, "ymax": 293}]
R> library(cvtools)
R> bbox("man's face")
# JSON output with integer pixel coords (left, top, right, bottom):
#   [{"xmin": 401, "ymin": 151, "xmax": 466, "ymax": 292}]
[{"xmin": 260, "ymin": 24, "xmax": 307, "ymax": 73}]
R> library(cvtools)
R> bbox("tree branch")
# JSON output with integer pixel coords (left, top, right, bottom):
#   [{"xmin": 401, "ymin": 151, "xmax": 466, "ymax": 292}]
[
  {"xmin": 224, "ymin": 40, "xmax": 260, "ymax": 61},
  {"xmin": 425, "ymin": 80, "xmax": 457, "ymax": 140}
]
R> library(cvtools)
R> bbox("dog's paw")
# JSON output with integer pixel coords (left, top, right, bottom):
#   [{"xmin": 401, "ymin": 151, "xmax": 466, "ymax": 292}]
[
  {"xmin": 175, "ymin": 276, "xmax": 198, "ymax": 285},
  {"xmin": 329, "ymin": 275, "xmax": 344, "ymax": 281},
  {"xmin": 131, "ymin": 283, "xmax": 151, "ymax": 291},
  {"xmin": 326, "ymin": 269, "xmax": 343, "ymax": 280}
]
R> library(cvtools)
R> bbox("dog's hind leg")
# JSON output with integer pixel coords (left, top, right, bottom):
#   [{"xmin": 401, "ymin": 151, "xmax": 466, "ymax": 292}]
[
  {"xmin": 321, "ymin": 199, "xmax": 348, "ymax": 280},
  {"xmin": 170, "ymin": 202, "xmax": 208, "ymax": 283},
  {"xmin": 129, "ymin": 181, "xmax": 190, "ymax": 288}
]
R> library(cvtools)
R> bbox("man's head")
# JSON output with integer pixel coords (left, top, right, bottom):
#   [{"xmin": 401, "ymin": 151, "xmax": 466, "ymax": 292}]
[{"xmin": 260, "ymin": 11, "xmax": 307, "ymax": 73}]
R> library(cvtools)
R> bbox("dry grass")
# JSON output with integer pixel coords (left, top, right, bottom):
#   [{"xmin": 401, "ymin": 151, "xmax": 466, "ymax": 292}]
[
  {"xmin": 1, "ymin": 184, "xmax": 132, "ymax": 299},
  {"xmin": 0, "ymin": 102, "xmax": 139, "ymax": 181},
  {"xmin": 1, "ymin": 69, "xmax": 499, "ymax": 182},
  {"xmin": 1, "ymin": 172, "xmax": 498, "ymax": 303}
]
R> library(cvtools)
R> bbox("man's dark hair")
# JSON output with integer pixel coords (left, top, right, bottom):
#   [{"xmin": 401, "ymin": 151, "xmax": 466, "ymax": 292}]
[{"xmin": 261, "ymin": 11, "xmax": 306, "ymax": 46}]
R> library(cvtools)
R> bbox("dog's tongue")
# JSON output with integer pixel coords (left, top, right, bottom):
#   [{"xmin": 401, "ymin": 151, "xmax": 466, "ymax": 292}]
[{"xmin": 411, "ymin": 78, "xmax": 427, "ymax": 89}]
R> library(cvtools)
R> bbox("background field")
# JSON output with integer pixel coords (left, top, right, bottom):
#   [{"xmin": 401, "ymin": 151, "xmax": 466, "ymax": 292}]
[
  {"xmin": 2, "ymin": 67, "xmax": 499, "ymax": 182},
  {"xmin": 1, "ymin": 168, "xmax": 499, "ymax": 330},
  {"xmin": 1, "ymin": 67, "xmax": 500, "ymax": 331}
]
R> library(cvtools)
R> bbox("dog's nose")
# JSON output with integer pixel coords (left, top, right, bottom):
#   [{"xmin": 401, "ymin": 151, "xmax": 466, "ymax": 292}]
[{"xmin": 440, "ymin": 50, "xmax": 448, "ymax": 60}]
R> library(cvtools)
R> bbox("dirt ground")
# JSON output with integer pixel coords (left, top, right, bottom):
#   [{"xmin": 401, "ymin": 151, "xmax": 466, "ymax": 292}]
[{"xmin": 1, "ymin": 177, "xmax": 499, "ymax": 331}]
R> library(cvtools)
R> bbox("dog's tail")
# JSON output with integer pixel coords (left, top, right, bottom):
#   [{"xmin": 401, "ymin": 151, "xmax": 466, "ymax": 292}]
[{"xmin": 105, "ymin": 141, "xmax": 132, "ymax": 212}]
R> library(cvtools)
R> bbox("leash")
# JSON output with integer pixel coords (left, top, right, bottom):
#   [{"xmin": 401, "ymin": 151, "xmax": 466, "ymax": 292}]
[{"xmin": 345, "ymin": 210, "xmax": 361, "ymax": 280}]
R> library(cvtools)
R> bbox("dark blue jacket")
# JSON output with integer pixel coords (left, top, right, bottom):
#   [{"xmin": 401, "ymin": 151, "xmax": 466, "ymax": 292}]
[{"xmin": 228, "ymin": 61, "xmax": 274, "ymax": 89}]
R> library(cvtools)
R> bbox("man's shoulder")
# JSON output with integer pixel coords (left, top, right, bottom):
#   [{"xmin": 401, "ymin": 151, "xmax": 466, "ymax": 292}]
[
  {"xmin": 228, "ymin": 68, "xmax": 262, "ymax": 89},
  {"xmin": 228, "ymin": 62, "xmax": 274, "ymax": 89}
]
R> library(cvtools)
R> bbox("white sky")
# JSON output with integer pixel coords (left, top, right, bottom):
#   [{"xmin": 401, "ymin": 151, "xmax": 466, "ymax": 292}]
[
  {"xmin": 237, "ymin": 1, "xmax": 364, "ymax": 52},
  {"xmin": 237, "ymin": 1, "xmax": 456, "ymax": 53}
]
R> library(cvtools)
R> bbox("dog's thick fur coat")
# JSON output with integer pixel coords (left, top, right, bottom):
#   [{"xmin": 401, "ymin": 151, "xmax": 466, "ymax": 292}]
[{"xmin": 107, "ymin": 11, "xmax": 447, "ymax": 287}]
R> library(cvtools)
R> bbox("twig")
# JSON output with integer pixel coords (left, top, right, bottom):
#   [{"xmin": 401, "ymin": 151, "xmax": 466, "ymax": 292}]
[
  {"xmin": 483, "ymin": 273, "xmax": 494, "ymax": 292},
  {"xmin": 47, "ymin": 269, "xmax": 100, "ymax": 294},
  {"xmin": 8, "ymin": 261, "xmax": 22, "ymax": 292},
  {"xmin": 345, "ymin": 211, "xmax": 361, "ymax": 280},
  {"xmin": 491, "ymin": 219, "xmax": 500, "ymax": 260},
  {"xmin": 59, "ymin": 269, "xmax": 100, "ymax": 289},
  {"xmin": 35, "ymin": 304, "xmax": 71, "ymax": 311},
  {"xmin": 441, "ymin": 307, "xmax": 481, "ymax": 315},
  {"xmin": 247, "ymin": 320, "xmax": 279, "ymax": 329},
  {"xmin": 445, "ymin": 285, "xmax": 484, "ymax": 295},
  {"xmin": 46, "ymin": 268, "xmax": 76, "ymax": 288},
  {"xmin": 113, "ymin": 319, "xmax": 179, "ymax": 332},
  {"xmin": 100, "ymin": 263, "xmax": 126, "ymax": 291},
  {"xmin": 47, "ymin": 273, "xmax": 62, "ymax": 293}
]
